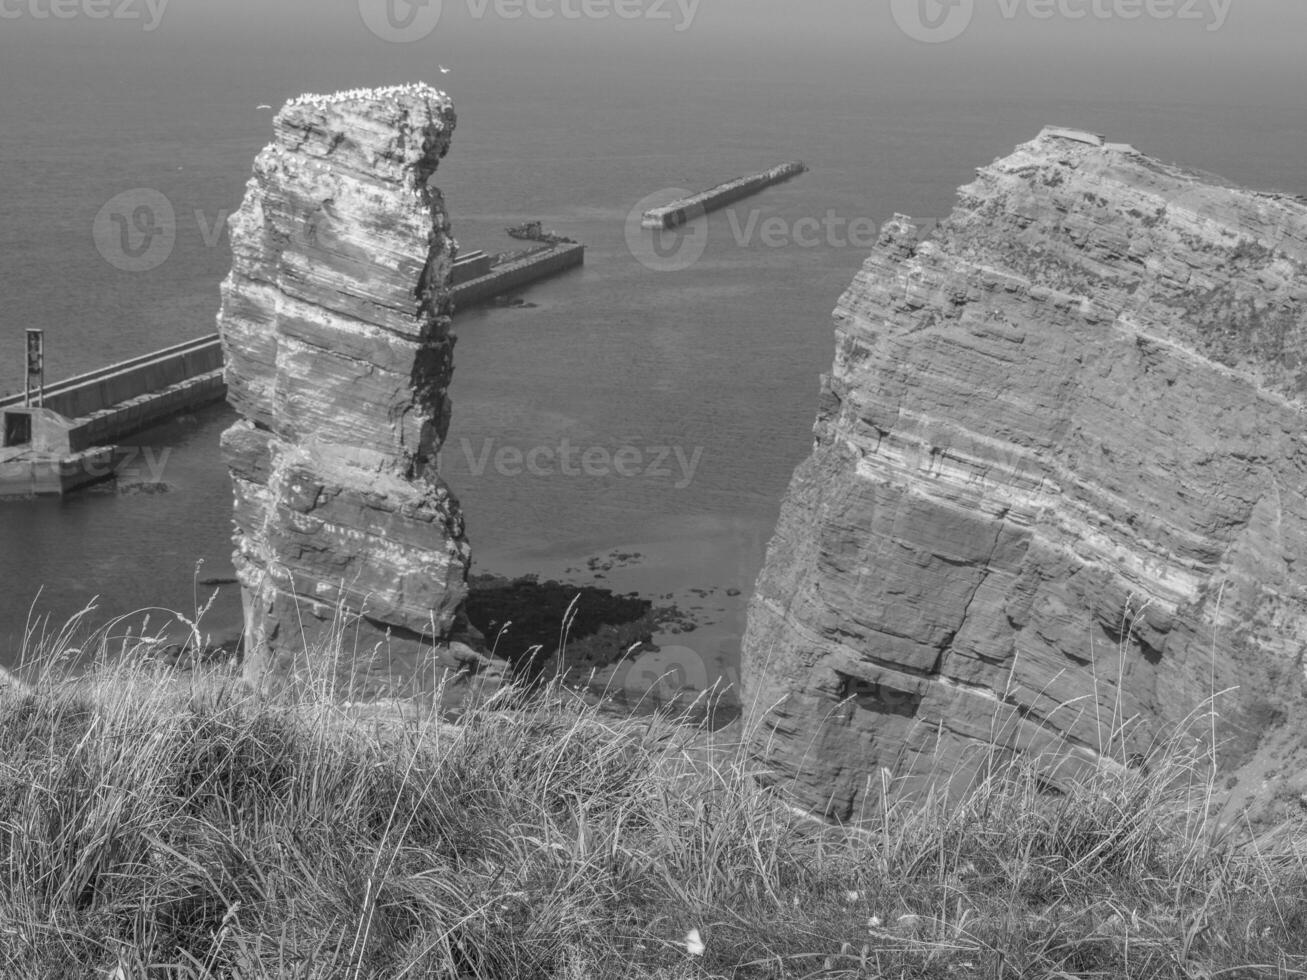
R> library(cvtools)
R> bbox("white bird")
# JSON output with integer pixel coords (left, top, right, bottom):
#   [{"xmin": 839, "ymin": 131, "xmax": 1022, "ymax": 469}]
[
  {"xmin": 256, "ymin": 104, "xmax": 272, "ymax": 110},
  {"xmin": 439, "ymin": 65, "xmax": 451, "ymax": 74}
]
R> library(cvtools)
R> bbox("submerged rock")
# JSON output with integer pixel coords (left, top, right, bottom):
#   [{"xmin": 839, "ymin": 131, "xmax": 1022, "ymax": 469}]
[
  {"xmin": 463, "ymin": 573, "xmax": 654, "ymax": 685},
  {"xmin": 742, "ymin": 126, "xmax": 1307, "ymax": 820},
  {"xmin": 217, "ymin": 84, "xmax": 472, "ymax": 694}
]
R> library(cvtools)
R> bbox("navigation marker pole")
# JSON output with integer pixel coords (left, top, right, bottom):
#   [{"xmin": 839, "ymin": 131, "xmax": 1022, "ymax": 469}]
[{"xmin": 25, "ymin": 329, "xmax": 44, "ymax": 408}]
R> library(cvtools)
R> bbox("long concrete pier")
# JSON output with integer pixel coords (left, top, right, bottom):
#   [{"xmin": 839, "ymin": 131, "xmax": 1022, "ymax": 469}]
[
  {"xmin": 0, "ymin": 335, "xmax": 225, "ymax": 439},
  {"xmin": 641, "ymin": 161, "xmax": 809, "ymax": 230},
  {"xmin": 452, "ymin": 242, "xmax": 584, "ymax": 308},
  {"xmin": 1, "ymin": 243, "xmax": 584, "ymax": 499}
]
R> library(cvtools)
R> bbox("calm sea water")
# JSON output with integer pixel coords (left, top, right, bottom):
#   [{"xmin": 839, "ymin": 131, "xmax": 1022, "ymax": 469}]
[{"xmin": 1, "ymin": 30, "xmax": 1303, "ymax": 681}]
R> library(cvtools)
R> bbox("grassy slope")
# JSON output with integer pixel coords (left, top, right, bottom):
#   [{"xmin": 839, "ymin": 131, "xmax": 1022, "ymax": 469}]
[{"xmin": 0, "ymin": 621, "xmax": 1305, "ymax": 979}]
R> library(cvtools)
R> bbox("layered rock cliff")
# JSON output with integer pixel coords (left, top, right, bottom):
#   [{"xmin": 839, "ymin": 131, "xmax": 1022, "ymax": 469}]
[
  {"xmin": 218, "ymin": 84, "xmax": 471, "ymax": 692},
  {"xmin": 743, "ymin": 127, "xmax": 1307, "ymax": 820}
]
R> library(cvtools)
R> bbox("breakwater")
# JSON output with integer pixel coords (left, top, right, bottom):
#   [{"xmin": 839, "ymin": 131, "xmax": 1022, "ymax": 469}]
[
  {"xmin": 451, "ymin": 242, "xmax": 584, "ymax": 309},
  {"xmin": 0, "ymin": 335, "xmax": 222, "ymax": 421},
  {"xmin": 641, "ymin": 161, "xmax": 809, "ymax": 230}
]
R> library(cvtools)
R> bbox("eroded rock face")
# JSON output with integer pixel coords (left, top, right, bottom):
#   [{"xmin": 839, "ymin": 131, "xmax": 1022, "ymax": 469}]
[
  {"xmin": 742, "ymin": 127, "xmax": 1307, "ymax": 820},
  {"xmin": 218, "ymin": 84, "xmax": 471, "ymax": 692}
]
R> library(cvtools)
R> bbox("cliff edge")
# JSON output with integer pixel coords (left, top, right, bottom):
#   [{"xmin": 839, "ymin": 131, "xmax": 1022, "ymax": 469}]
[
  {"xmin": 742, "ymin": 127, "xmax": 1307, "ymax": 820},
  {"xmin": 217, "ymin": 84, "xmax": 472, "ymax": 693}
]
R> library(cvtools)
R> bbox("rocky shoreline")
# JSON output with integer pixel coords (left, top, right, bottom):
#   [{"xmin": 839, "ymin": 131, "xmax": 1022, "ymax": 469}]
[{"xmin": 136, "ymin": 557, "xmax": 737, "ymax": 726}]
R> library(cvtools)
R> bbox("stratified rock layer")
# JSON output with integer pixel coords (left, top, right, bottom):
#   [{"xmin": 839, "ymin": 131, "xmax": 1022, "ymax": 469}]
[
  {"xmin": 742, "ymin": 127, "xmax": 1307, "ymax": 820},
  {"xmin": 218, "ymin": 85, "xmax": 470, "ymax": 691}
]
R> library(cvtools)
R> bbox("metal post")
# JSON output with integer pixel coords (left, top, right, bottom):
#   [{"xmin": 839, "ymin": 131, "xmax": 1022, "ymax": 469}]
[{"xmin": 25, "ymin": 329, "xmax": 44, "ymax": 409}]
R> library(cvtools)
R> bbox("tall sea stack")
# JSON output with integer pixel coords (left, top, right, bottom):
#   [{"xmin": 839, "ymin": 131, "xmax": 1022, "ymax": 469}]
[
  {"xmin": 217, "ymin": 84, "xmax": 470, "ymax": 692},
  {"xmin": 742, "ymin": 127, "xmax": 1307, "ymax": 820}
]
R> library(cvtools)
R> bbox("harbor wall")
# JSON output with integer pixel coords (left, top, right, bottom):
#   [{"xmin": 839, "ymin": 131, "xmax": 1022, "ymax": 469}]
[
  {"xmin": 642, "ymin": 162, "xmax": 808, "ymax": 230},
  {"xmin": 451, "ymin": 250, "xmax": 493, "ymax": 285},
  {"xmin": 65, "ymin": 370, "xmax": 226, "ymax": 451},
  {"xmin": 451, "ymin": 243, "xmax": 584, "ymax": 309},
  {"xmin": 0, "ymin": 336, "xmax": 223, "ymax": 419}
]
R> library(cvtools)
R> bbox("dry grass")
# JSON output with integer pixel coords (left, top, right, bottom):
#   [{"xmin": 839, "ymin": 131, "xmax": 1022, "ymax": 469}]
[{"xmin": 0, "ymin": 607, "xmax": 1304, "ymax": 979}]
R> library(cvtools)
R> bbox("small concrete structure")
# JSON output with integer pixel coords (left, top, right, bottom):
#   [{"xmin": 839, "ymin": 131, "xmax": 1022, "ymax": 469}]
[
  {"xmin": 1, "ymin": 406, "xmax": 85, "ymax": 496},
  {"xmin": 1, "ymin": 406, "xmax": 119, "ymax": 496},
  {"xmin": 3, "ymin": 406, "xmax": 71, "ymax": 455},
  {"xmin": 0, "ymin": 442, "xmax": 118, "ymax": 497},
  {"xmin": 1041, "ymin": 126, "xmax": 1106, "ymax": 147}
]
